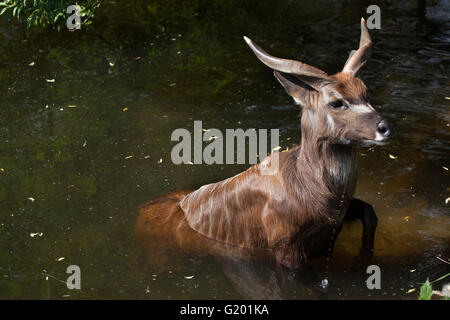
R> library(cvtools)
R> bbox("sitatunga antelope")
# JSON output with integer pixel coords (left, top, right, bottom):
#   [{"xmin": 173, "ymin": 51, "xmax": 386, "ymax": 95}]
[{"xmin": 136, "ymin": 18, "xmax": 392, "ymax": 275}]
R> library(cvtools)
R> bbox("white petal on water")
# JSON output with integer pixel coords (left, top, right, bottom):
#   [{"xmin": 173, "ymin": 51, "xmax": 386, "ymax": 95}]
[{"xmin": 30, "ymin": 232, "xmax": 43, "ymax": 237}]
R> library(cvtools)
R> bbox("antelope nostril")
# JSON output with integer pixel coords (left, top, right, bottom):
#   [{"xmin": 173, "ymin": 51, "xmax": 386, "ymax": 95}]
[
  {"xmin": 377, "ymin": 120, "xmax": 391, "ymax": 137},
  {"xmin": 378, "ymin": 125, "xmax": 387, "ymax": 134}
]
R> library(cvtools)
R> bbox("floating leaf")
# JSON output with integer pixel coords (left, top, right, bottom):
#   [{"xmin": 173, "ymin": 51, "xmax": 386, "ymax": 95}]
[
  {"xmin": 27, "ymin": 197, "xmax": 35, "ymax": 202},
  {"xmin": 57, "ymin": 257, "xmax": 65, "ymax": 261},
  {"xmin": 46, "ymin": 79, "xmax": 55, "ymax": 83},
  {"xmin": 122, "ymin": 107, "xmax": 128, "ymax": 112},
  {"xmin": 158, "ymin": 158, "xmax": 163, "ymax": 164},
  {"xmin": 30, "ymin": 232, "xmax": 43, "ymax": 237},
  {"xmin": 389, "ymin": 154, "xmax": 398, "ymax": 160},
  {"xmin": 29, "ymin": 61, "xmax": 35, "ymax": 66},
  {"xmin": 184, "ymin": 275, "xmax": 194, "ymax": 279},
  {"xmin": 125, "ymin": 155, "xmax": 134, "ymax": 160},
  {"xmin": 407, "ymin": 288, "xmax": 416, "ymax": 293},
  {"xmin": 419, "ymin": 279, "xmax": 433, "ymax": 300},
  {"xmin": 403, "ymin": 216, "xmax": 410, "ymax": 221}
]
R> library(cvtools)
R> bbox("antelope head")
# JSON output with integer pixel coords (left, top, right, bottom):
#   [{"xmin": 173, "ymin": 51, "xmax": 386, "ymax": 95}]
[{"xmin": 244, "ymin": 18, "xmax": 393, "ymax": 147}]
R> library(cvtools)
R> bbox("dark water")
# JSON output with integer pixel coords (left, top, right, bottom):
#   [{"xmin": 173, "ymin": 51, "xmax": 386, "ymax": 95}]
[{"xmin": 0, "ymin": 0, "xmax": 449, "ymax": 299}]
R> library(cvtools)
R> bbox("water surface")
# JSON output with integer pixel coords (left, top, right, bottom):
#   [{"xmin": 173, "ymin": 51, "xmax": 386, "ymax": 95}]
[{"xmin": 0, "ymin": 0, "xmax": 449, "ymax": 299}]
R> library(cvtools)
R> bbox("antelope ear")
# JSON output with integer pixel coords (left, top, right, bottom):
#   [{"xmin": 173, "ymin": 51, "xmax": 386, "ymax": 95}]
[{"xmin": 274, "ymin": 71, "xmax": 316, "ymax": 107}]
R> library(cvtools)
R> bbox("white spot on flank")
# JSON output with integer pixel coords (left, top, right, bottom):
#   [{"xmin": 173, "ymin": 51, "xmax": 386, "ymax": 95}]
[{"xmin": 327, "ymin": 114, "xmax": 335, "ymax": 131}]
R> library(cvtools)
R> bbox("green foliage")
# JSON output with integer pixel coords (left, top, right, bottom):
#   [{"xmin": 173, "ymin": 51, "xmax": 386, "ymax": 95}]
[
  {"xmin": 419, "ymin": 279, "xmax": 433, "ymax": 300},
  {"xmin": 418, "ymin": 273, "xmax": 450, "ymax": 300},
  {"xmin": 0, "ymin": 0, "xmax": 100, "ymax": 30}
]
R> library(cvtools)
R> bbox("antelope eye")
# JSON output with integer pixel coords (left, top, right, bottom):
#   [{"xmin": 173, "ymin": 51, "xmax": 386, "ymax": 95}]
[{"xmin": 329, "ymin": 100, "xmax": 346, "ymax": 110}]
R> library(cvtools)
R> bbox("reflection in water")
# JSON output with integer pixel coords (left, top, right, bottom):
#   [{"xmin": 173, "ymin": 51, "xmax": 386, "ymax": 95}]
[
  {"xmin": 135, "ymin": 191, "xmax": 327, "ymax": 299},
  {"xmin": 0, "ymin": 0, "xmax": 448, "ymax": 299}
]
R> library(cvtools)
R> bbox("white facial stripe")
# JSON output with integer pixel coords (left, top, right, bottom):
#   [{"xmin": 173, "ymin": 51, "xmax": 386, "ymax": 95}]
[
  {"xmin": 375, "ymin": 131, "xmax": 385, "ymax": 141},
  {"xmin": 324, "ymin": 92, "xmax": 343, "ymax": 104},
  {"xmin": 349, "ymin": 103, "xmax": 375, "ymax": 114},
  {"xmin": 293, "ymin": 97, "xmax": 302, "ymax": 105}
]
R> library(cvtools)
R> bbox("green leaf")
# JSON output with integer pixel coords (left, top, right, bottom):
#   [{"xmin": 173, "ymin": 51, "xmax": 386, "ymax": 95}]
[
  {"xmin": 430, "ymin": 272, "xmax": 450, "ymax": 283},
  {"xmin": 53, "ymin": 11, "xmax": 63, "ymax": 23},
  {"xmin": 0, "ymin": 5, "xmax": 12, "ymax": 15},
  {"xmin": 419, "ymin": 279, "xmax": 433, "ymax": 300}
]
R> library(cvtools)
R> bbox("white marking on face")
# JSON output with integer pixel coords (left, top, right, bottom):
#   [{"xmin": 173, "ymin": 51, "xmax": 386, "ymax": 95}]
[
  {"xmin": 375, "ymin": 131, "xmax": 385, "ymax": 141},
  {"xmin": 327, "ymin": 114, "xmax": 335, "ymax": 131},
  {"xmin": 324, "ymin": 92, "xmax": 343, "ymax": 105},
  {"xmin": 293, "ymin": 97, "xmax": 302, "ymax": 105},
  {"xmin": 348, "ymin": 103, "xmax": 375, "ymax": 114}
]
